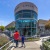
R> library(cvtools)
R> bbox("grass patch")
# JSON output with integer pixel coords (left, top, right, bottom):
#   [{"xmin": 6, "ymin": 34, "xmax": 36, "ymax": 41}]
[
  {"xmin": 0, "ymin": 36, "xmax": 9, "ymax": 50},
  {"xmin": 27, "ymin": 37, "xmax": 40, "ymax": 41}
]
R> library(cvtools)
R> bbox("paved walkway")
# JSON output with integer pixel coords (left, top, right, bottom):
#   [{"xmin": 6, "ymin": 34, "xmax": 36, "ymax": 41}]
[
  {"xmin": 13, "ymin": 42, "xmax": 41, "ymax": 50},
  {"xmin": 35, "ymin": 36, "xmax": 50, "ymax": 46}
]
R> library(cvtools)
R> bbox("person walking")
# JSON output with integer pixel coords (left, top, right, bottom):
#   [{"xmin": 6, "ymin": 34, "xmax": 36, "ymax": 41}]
[
  {"xmin": 21, "ymin": 35, "xmax": 25, "ymax": 48},
  {"xmin": 14, "ymin": 30, "xmax": 20, "ymax": 47}
]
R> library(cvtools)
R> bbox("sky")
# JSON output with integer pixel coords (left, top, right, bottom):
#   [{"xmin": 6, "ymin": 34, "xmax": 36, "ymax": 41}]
[{"xmin": 0, "ymin": 0, "xmax": 50, "ymax": 26}]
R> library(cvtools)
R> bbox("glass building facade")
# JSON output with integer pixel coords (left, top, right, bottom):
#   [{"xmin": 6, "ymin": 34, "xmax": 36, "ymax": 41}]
[{"xmin": 14, "ymin": 2, "xmax": 38, "ymax": 37}]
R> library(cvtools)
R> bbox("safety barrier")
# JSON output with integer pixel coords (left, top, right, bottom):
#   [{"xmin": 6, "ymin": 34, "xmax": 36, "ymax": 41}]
[{"xmin": 0, "ymin": 39, "xmax": 14, "ymax": 50}]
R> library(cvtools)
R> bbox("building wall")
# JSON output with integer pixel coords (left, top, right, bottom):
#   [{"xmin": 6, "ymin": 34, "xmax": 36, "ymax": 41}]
[
  {"xmin": 5, "ymin": 19, "xmax": 50, "ymax": 36},
  {"xmin": 14, "ymin": 2, "xmax": 38, "ymax": 37},
  {"xmin": 38, "ymin": 19, "xmax": 48, "ymax": 36},
  {"xmin": 5, "ymin": 21, "xmax": 15, "ymax": 28},
  {"xmin": 14, "ymin": 2, "xmax": 38, "ymax": 14}
]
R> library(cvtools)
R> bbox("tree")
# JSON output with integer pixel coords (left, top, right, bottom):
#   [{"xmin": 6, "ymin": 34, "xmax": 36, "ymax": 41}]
[
  {"xmin": 45, "ymin": 20, "xmax": 50, "ymax": 30},
  {"xmin": 0, "ymin": 26, "xmax": 5, "ymax": 31}
]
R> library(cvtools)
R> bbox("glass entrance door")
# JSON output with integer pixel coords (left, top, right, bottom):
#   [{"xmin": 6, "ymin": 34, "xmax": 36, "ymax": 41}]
[{"xmin": 23, "ymin": 27, "xmax": 31, "ymax": 37}]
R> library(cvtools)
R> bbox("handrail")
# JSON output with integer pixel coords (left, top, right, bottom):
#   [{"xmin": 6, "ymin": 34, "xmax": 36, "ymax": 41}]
[{"xmin": 0, "ymin": 39, "xmax": 14, "ymax": 50}]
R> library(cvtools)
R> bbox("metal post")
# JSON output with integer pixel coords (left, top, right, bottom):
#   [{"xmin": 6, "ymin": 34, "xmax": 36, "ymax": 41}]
[
  {"xmin": 31, "ymin": 11, "xmax": 32, "ymax": 37},
  {"xmin": 31, "ymin": 21, "xmax": 32, "ymax": 37}
]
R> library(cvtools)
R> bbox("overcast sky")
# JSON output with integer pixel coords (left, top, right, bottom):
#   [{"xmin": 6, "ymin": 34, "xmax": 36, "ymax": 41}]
[{"xmin": 0, "ymin": 0, "xmax": 50, "ymax": 26}]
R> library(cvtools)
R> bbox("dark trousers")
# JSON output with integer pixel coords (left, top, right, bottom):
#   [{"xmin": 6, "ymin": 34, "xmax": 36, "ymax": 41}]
[
  {"xmin": 14, "ymin": 40, "xmax": 18, "ymax": 47},
  {"xmin": 21, "ymin": 41, "xmax": 25, "ymax": 47}
]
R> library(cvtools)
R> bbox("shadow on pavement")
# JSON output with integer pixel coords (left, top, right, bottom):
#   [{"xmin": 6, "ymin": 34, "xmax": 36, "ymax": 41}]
[{"xmin": 40, "ymin": 45, "xmax": 44, "ymax": 50}]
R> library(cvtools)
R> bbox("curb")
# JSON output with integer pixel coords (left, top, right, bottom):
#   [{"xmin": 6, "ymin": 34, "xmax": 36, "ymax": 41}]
[{"xmin": 11, "ymin": 47, "xmax": 15, "ymax": 50}]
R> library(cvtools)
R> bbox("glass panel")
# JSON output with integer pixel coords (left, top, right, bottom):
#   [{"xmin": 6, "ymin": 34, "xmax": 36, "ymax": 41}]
[
  {"xmin": 34, "ymin": 24, "xmax": 36, "ymax": 27},
  {"xmin": 23, "ymin": 10, "xmax": 31, "ymax": 12},
  {"xmin": 23, "ymin": 13, "xmax": 31, "ymax": 18},
  {"xmin": 34, "ymin": 13, "xmax": 37, "ymax": 19},
  {"xmin": 15, "ymin": 10, "xmax": 38, "ymax": 37},
  {"xmin": 22, "ymin": 20, "xmax": 31, "ymax": 28},
  {"xmin": 32, "ymin": 20, "xmax": 34, "ymax": 27},
  {"xmin": 32, "ymin": 28, "xmax": 36, "ymax": 35},
  {"xmin": 15, "ymin": 10, "xmax": 37, "ymax": 19},
  {"xmin": 17, "ymin": 11, "xmax": 22, "ymax": 13}
]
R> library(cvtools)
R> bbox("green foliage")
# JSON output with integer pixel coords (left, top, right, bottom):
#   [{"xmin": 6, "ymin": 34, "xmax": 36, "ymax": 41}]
[
  {"xmin": 0, "ymin": 36, "xmax": 9, "ymax": 47},
  {"xmin": 43, "ymin": 41, "xmax": 50, "ymax": 50},
  {"xmin": 0, "ymin": 36, "xmax": 9, "ymax": 50},
  {"xmin": 27, "ymin": 38, "xmax": 40, "ymax": 41},
  {"xmin": 0, "ymin": 26, "xmax": 5, "ymax": 31},
  {"xmin": 2, "ymin": 45, "xmax": 9, "ymax": 50},
  {"xmin": 45, "ymin": 20, "xmax": 50, "ymax": 30}
]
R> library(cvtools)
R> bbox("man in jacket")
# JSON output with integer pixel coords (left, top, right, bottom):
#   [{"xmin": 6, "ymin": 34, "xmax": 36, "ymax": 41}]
[{"xmin": 14, "ymin": 30, "xmax": 20, "ymax": 47}]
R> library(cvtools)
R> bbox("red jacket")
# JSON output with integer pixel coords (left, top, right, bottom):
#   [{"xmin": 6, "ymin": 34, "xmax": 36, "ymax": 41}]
[{"xmin": 14, "ymin": 32, "xmax": 20, "ymax": 40}]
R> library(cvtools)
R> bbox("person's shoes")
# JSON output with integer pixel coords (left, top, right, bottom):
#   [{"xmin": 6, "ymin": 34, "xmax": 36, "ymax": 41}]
[
  {"xmin": 24, "ymin": 46, "xmax": 26, "ymax": 48},
  {"xmin": 21, "ymin": 46, "xmax": 23, "ymax": 47},
  {"xmin": 15, "ymin": 46, "xmax": 18, "ymax": 48},
  {"xmin": 15, "ymin": 47, "xmax": 16, "ymax": 48},
  {"xmin": 19, "ymin": 46, "xmax": 23, "ymax": 48}
]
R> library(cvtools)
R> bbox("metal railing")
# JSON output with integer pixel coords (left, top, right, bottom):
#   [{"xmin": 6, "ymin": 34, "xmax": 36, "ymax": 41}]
[{"xmin": 0, "ymin": 39, "xmax": 14, "ymax": 50}]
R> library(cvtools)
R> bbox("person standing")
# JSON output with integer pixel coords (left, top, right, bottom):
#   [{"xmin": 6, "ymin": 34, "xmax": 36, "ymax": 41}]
[
  {"xmin": 14, "ymin": 30, "xmax": 20, "ymax": 47},
  {"xmin": 21, "ymin": 35, "xmax": 25, "ymax": 48}
]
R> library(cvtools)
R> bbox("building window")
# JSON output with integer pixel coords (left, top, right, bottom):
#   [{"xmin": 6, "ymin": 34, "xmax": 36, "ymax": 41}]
[{"xmin": 25, "ymin": 5, "xmax": 29, "ymax": 6}]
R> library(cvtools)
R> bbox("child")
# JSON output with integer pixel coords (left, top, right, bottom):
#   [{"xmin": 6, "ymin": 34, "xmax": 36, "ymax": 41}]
[{"xmin": 21, "ymin": 35, "xmax": 25, "ymax": 48}]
